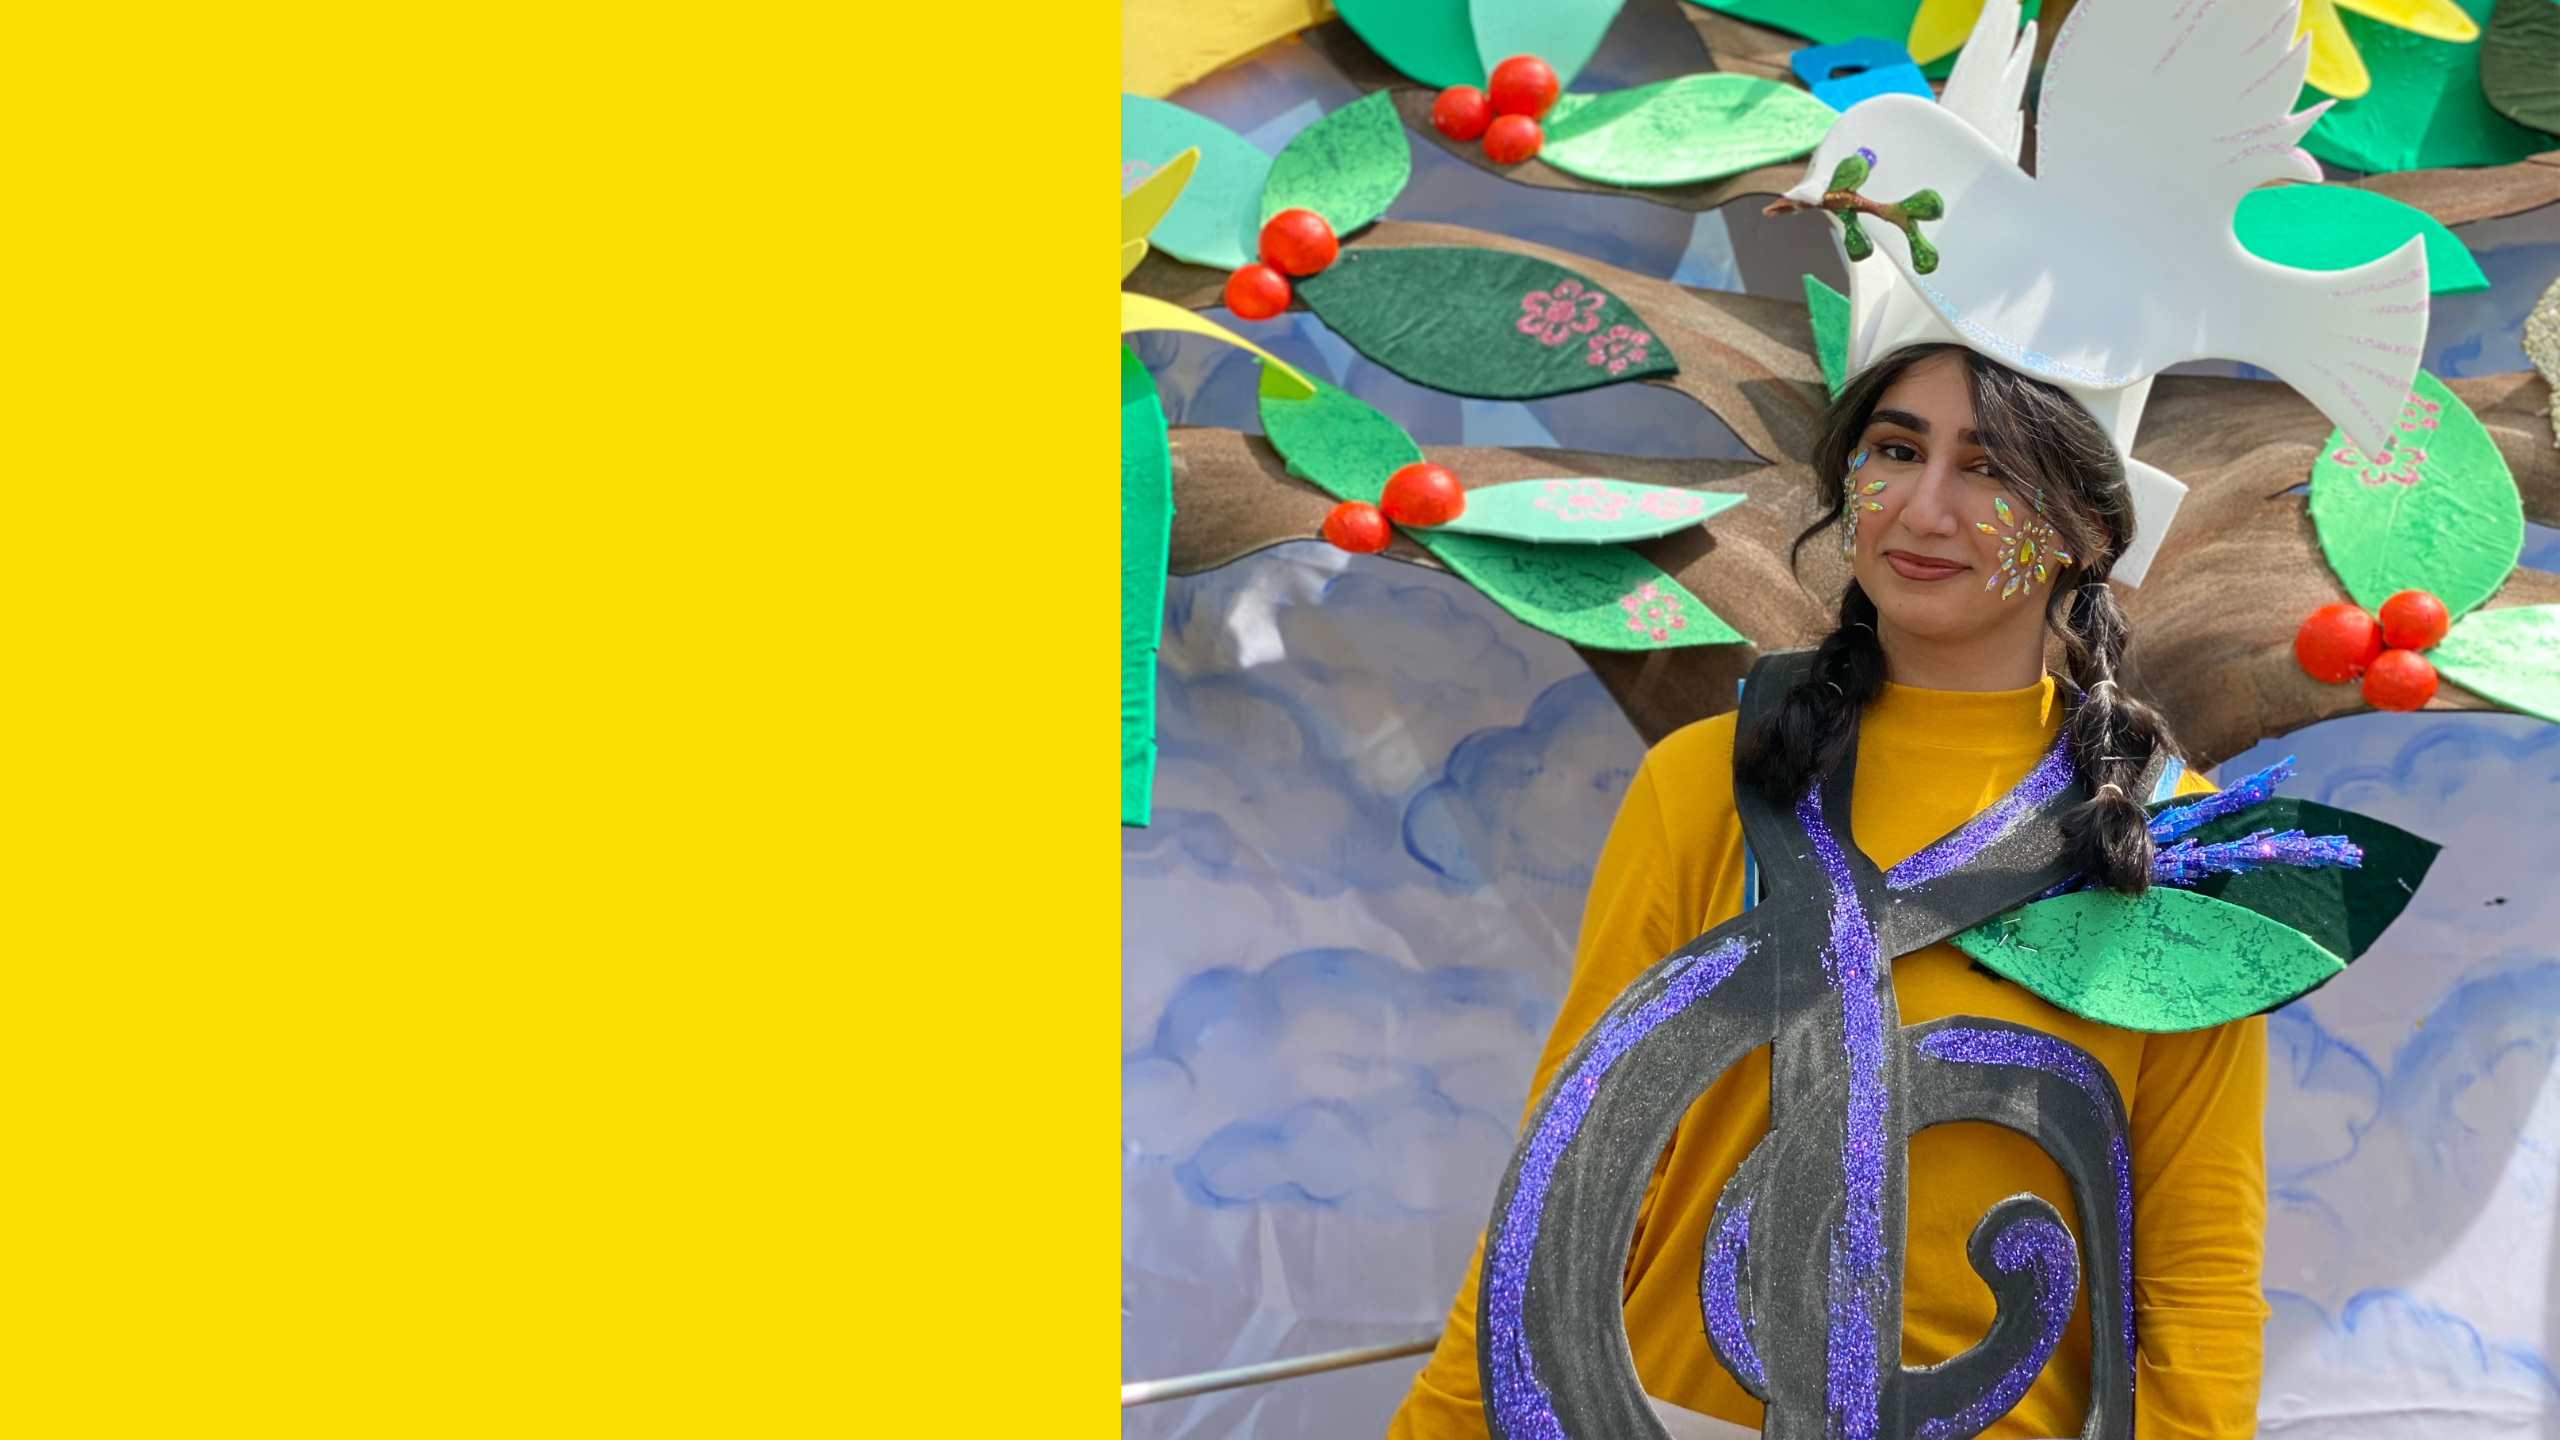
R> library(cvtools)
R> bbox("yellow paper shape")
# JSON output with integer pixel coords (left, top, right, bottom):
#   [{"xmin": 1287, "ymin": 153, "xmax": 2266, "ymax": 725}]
[
  {"xmin": 1122, "ymin": 147, "xmax": 1199, "ymax": 246},
  {"xmin": 1121, "ymin": 238, "xmax": 1150, "ymax": 281},
  {"xmin": 2300, "ymin": 0, "xmax": 2372, "ymax": 100},
  {"xmin": 1119, "ymin": 291, "xmax": 1315, "ymax": 399},
  {"xmin": 1908, "ymin": 0, "xmax": 1986, "ymax": 66},
  {"xmin": 2331, "ymin": 0, "xmax": 2480, "ymax": 43}
]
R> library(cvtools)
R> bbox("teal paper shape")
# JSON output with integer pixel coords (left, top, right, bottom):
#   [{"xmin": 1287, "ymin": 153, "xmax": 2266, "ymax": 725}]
[
  {"xmin": 2307, "ymin": 369, "xmax": 2525, "ymax": 620},
  {"xmin": 2233, "ymin": 185, "xmax": 2487, "ymax": 294},
  {"xmin": 1539, "ymin": 75, "xmax": 1837, "ymax": 187},
  {"xmin": 1684, "ymin": 0, "xmax": 2037, "ymax": 74},
  {"xmin": 1295, "ymin": 246, "xmax": 1678, "ymax": 399},
  {"xmin": 2431, "ymin": 604, "xmax": 2560, "ymax": 723},
  {"xmin": 2300, "ymin": 0, "xmax": 2557, "ymax": 173},
  {"xmin": 1471, "ymin": 0, "xmax": 1627, "ymax": 90},
  {"xmin": 1804, "ymin": 274, "xmax": 1850, "ymax": 396},
  {"xmin": 1121, "ymin": 95, "xmax": 1270, "ymax": 272},
  {"xmin": 1431, "ymin": 480, "xmax": 1746, "ymax": 543},
  {"xmin": 1333, "ymin": 0, "xmax": 1487, "ymax": 88},
  {"xmin": 1952, "ymin": 886, "xmax": 2346, "ymax": 1033},
  {"xmin": 1120, "ymin": 346, "xmax": 1174, "ymax": 827},
  {"xmin": 1261, "ymin": 91, "xmax": 1412, "ymax": 234}
]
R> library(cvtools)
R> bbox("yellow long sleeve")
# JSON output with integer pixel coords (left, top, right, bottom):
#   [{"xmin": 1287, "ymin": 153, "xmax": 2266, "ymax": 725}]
[{"xmin": 1388, "ymin": 678, "xmax": 2267, "ymax": 1440}]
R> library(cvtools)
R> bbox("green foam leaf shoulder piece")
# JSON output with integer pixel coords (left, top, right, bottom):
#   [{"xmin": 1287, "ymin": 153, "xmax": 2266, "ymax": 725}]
[
  {"xmin": 2173, "ymin": 797, "xmax": 2440, "ymax": 962},
  {"xmin": 2481, "ymin": 0, "xmax": 2560, "ymax": 139},
  {"xmin": 1121, "ymin": 347, "xmax": 1174, "ymax": 827},
  {"xmin": 1122, "ymin": 95, "xmax": 1271, "ymax": 272},
  {"xmin": 2431, "ymin": 604, "xmax": 2560, "ymax": 723},
  {"xmin": 1433, "ymin": 480, "xmax": 1745, "ymax": 543},
  {"xmin": 1295, "ymin": 247, "xmax": 1678, "ymax": 400},
  {"xmin": 2307, "ymin": 369, "xmax": 2525, "ymax": 620},
  {"xmin": 1952, "ymin": 887, "xmax": 2346, "ymax": 1033},
  {"xmin": 1332, "ymin": 0, "xmax": 1487, "ymax": 88},
  {"xmin": 1256, "ymin": 375, "xmax": 1743, "ymax": 650},
  {"xmin": 2301, "ymin": 0, "xmax": 2557, "ymax": 173},
  {"xmin": 1261, "ymin": 91, "xmax": 1412, "ymax": 234},
  {"xmin": 1538, "ymin": 75, "xmax": 1836, "ymax": 188},
  {"xmin": 1470, "ymin": 0, "xmax": 1627, "ymax": 91},
  {"xmin": 2233, "ymin": 185, "xmax": 2487, "ymax": 295},
  {"xmin": 1804, "ymin": 275, "xmax": 1850, "ymax": 397}
]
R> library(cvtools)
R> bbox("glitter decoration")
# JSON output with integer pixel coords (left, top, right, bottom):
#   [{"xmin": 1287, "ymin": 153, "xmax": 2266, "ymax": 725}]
[
  {"xmin": 2151, "ymin": 828, "xmax": 2363, "ymax": 887},
  {"xmin": 1701, "ymin": 1195, "xmax": 1765, "ymax": 1392},
  {"xmin": 1973, "ymin": 490, "xmax": 2074, "ymax": 599},
  {"xmin": 1482, "ymin": 939, "xmax": 1753, "ymax": 1440},
  {"xmin": 2148, "ymin": 757, "xmax": 2294, "ymax": 843},
  {"xmin": 1911, "ymin": 275, "xmax": 2145, "ymax": 390},
  {"xmin": 1887, "ymin": 738, "xmax": 2076, "ymax": 889},
  {"xmin": 2525, "ymin": 276, "xmax": 2560, "ymax": 447},
  {"xmin": 1912, "ymin": 1215, "xmax": 2079, "ymax": 1440},
  {"xmin": 1841, "ymin": 449, "xmax": 1880, "ymax": 556},
  {"xmin": 1917, "ymin": 1027, "xmax": 2136, "ymax": 1375},
  {"xmin": 1798, "ymin": 790, "xmax": 1889, "ymax": 1440}
]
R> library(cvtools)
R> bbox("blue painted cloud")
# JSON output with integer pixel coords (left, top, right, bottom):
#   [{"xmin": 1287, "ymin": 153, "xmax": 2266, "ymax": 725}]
[{"xmin": 1404, "ymin": 672, "xmax": 1639, "ymax": 890}]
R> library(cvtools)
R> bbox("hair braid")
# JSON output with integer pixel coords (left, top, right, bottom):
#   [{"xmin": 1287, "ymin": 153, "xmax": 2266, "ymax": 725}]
[
  {"xmin": 1736, "ymin": 583, "xmax": 1889, "ymax": 804},
  {"xmin": 2056, "ymin": 581, "xmax": 2172, "ymax": 894}
]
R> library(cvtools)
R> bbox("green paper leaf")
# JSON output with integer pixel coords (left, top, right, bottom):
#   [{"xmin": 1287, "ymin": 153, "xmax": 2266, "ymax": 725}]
[
  {"xmin": 1295, "ymin": 247, "xmax": 1678, "ymax": 399},
  {"xmin": 1470, "ymin": 0, "xmax": 1627, "ymax": 90},
  {"xmin": 1121, "ymin": 346, "xmax": 1174, "ymax": 827},
  {"xmin": 1804, "ymin": 274, "xmax": 1849, "ymax": 397},
  {"xmin": 2233, "ymin": 185, "xmax": 2487, "ymax": 295},
  {"xmin": 2431, "ymin": 604, "xmax": 2560, "ymax": 723},
  {"xmin": 1952, "ymin": 887, "xmax": 2346, "ymax": 1033},
  {"xmin": 1432, "ymin": 479, "xmax": 1746, "ymax": 543},
  {"xmin": 1332, "ymin": 0, "xmax": 1487, "ymax": 88},
  {"xmin": 1537, "ymin": 75, "xmax": 1837, "ymax": 187},
  {"xmin": 2307, "ymin": 369, "xmax": 2525, "ymax": 620},
  {"xmin": 2481, "ymin": 0, "xmax": 2560, "ymax": 139},
  {"xmin": 1261, "ymin": 91, "xmax": 1412, "ymax": 234},
  {"xmin": 1680, "ymin": 0, "xmax": 2035, "ymax": 71},
  {"xmin": 1255, "ymin": 375, "xmax": 1742, "ymax": 650},
  {"xmin": 2301, "ymin": 0, "xmax": 2557, "ymax": 173},
  {"xmin": 1121, "ymin": 95, "xmax": 1271, "ymax": 272},
  {"xmin": 2169, "ymin": 798, "xmax": 2440, "ymax": 962}
]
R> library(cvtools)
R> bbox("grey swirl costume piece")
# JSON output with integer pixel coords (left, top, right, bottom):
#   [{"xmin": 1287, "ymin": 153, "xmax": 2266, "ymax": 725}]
[{"xmin": 1478, "ymin": 652, "xmax": 2148, "ymax": 1440}]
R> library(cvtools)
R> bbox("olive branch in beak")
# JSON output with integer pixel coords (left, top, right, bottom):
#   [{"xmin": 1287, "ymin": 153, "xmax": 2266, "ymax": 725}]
[{"xmin": 1762, "ymin": 152, "xmax": 1946, "ymax": 274}]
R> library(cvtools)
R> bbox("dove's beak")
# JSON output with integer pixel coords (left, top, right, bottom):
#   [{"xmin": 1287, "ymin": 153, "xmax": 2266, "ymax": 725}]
[{"xmin": 1763, "ymin": 179, "xmax": 1826, "ymax": 217}]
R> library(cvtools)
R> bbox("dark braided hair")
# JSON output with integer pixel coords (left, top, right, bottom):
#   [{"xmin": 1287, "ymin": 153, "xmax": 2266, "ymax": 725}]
[{"xmin": 1735, "ymin": 343, "xmax": 2179, "ymax": 895}]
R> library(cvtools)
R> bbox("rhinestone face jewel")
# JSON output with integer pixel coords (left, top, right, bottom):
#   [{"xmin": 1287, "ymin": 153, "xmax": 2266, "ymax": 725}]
[{"xmin": 1975, "ymin": 489, "xmax": 2073, "ymax": 599}]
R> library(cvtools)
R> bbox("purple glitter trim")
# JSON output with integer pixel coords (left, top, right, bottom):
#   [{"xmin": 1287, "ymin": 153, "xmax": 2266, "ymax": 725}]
[
  {"xmin": 1702, "ymin": 1195, "xmax": 1765, "ymax": 1391},
  {"xmin": 1482, "ymin": 939, "xmax": 1752, "ymax": 1440},
  {"xmin": 1916, "ymin": 1028, "xmax": 2135, "ymax": 1374},
  {"xmin": 1886, "ymin": 739, "xmax": 2076, "ymax": 890},
  {"xmin": 1913, "ymin": 1216, "xmax": 2078, "ymax": 1440},
  {"xmin": 2148, "ymin": 757, "xmax": 2293, "ymax": 842},
  {"xmin": 2151, "ymin": 828, "xmax": 2361, "ymax": 886},
  {"xmin": 1800, "ymin": 790, "xmax": 1889, "ymax": 1440}
]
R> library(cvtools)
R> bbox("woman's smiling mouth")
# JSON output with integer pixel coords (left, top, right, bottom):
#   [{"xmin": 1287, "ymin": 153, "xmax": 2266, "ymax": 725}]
[{"xmin": 1884, "ymin": 549, "xmax": 1969, "ymax": 581}]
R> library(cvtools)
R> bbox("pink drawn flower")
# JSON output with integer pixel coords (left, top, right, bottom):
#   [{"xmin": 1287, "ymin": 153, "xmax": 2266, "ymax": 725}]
[
  {"xmin": 1635, "ymin": 491, "xmax": 1705, "ymax": 521},
  {"xmin": 1122, "ymin": 158, "xmax": 1155, "ymax": 194},
  {"xmin": 1532, "ymin": 479, "xmax": 1631, "ymax": 523},
  {"xmin": 1619, "ymin": 582, "xmax": 1687, "ymax": 643},
  {"xmin": 1585, "ymin": 324, "xmax": 1654, "ymax": 375},
  {"xmin": 1517, "ymin": 279, "xmax": 1608, "ymax": 346}
]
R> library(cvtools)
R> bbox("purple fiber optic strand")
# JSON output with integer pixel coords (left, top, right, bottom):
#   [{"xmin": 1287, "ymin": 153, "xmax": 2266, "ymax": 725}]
[
  {"xmin": 1916, "ymin": 1028, "xmax": 2136, "ymax": 1377},
  {"xmin": 1482, "ymin": 938, "xmax": 1753, "ymax": 1440},
  {"xmin": 2148, "ymin": 757, "xmax": 2294, "ymax": 843},
  {"xmin": 1886, "ymin": 740, "xmax": 2076, "ymax": 889},
  {"xmin": 1913, "ymin": 1216, "xmax": 2079, "ymax": 1440},
  {"xmin": 1702, "ymin": 1196, "xmax": 1765, "ymax": 1391},
  {"xmin": 2151, "ymin": 829, "xmax": 2361, "ymax": 887},
  {"xmin": 1799, "ymin": 791, "xmax": 1890, "ymax": 1440}
]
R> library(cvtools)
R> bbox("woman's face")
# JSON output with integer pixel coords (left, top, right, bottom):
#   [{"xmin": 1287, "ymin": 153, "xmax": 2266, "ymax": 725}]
[{"xmin": 1846, "ymin": 352, "xmax": 2066, "ymax": 661}]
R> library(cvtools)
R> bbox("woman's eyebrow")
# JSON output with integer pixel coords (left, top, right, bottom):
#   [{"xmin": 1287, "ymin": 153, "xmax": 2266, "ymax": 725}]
[{"xmin": 1869, "ymin": 408, "xmax": 1928, "ymax": 433}]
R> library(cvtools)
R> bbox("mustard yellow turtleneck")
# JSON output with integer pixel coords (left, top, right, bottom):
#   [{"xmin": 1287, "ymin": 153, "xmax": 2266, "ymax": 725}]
[{"xmin": 1388, "ymin": 676, "xmax": 2268, "ymax": 1440}]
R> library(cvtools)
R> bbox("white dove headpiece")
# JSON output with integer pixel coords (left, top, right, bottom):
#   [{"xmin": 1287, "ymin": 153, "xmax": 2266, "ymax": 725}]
[{"xmin": 1777, "ymin": 0, "xmax": 2429, "ymax": 585}]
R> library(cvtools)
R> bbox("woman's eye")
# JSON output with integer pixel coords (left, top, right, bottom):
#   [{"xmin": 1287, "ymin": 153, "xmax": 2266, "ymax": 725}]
[{"xmin": 1879, "ymin": 442, "xmax": 1920, "ymax": 463}]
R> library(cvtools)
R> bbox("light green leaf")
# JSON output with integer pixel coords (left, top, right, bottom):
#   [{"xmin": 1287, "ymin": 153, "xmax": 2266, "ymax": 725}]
[
  {"xmin": 1953, "ymin": 886, "xmax": 2346, "ymax": 1033},
  {"xmin": 1261, "ymin": 91, "xmax": 1411, "ymax": 233},
  {"xmin": 1122, "ymin": 95, "xmax": 1270, "ymax": 272},
  {"xmin": 1331, "ymin": 0, "xmax": 1486, "ymax": 88},
  {"xmin": 1433, "ymin": 479, "xmax": 1745, "ymax": 544},
  {"xmin": 1539, "ymin": 75, "xmax": 1836, "ymax": 187},
  {"xmin": 1470, "ymin": 0, "xmax": 1626, "ymax": 90},
  {"xmin": 2307, "ymin": 369, "xmax": 2524, "ymax": 620},
  {"xmin": 2431, "ymin": 604, "xmax": 2560, "ymax": 723}
]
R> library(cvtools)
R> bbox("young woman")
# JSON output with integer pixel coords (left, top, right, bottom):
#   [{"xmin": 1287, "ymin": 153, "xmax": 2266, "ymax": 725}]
[{"xmin": 1386, "ymin": 344, "xmax": 2267, "ymax": 1440}]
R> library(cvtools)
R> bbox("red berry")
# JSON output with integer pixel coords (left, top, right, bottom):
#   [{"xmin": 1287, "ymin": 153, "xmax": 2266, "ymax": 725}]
[
  {"xmin": 2378, "ymin": 588, "xmax": 2451, "ymax": 651},
  {"xmin": 2362, "ymin": 648, "xmax": 2439, "ymax": 711},
  {"xmin": 1380, "ymin": 463, "xmax": 1466, "ymax": 527},
  {"xmin": 1224, "ymin": 264, "xmax": 1291, "ymax": 321},
  {"xmin": 1489, "ymin": 55, "xmax": 1560, "ymax": 118},
  {"xmin": 1431, "ymin": 85, "xmax": 1493, "ymax": 141},
  {"xmin": 1322, "ymin": 501, "xmax": 1392, "ymax": 554},
  {"xmin": 2294, "ymin": 602, "xmax": 2384, "ymax": 684},
  {"xmin": 1483, "ymin": 114, "xmax": 1544, "ymax": 166},
  {"xmin": 1259, "ymin": 209, "xmax": 1338, "ymax": 277}
]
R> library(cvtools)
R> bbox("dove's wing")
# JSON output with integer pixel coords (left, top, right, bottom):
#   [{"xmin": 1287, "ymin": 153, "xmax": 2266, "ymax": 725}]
[
  {"xmin": 1936, "ymin": 0, "xmax": 2035, "ymax": 164},
  {"xmin": 2035, "ymin": 0, "xmax": 2325, "ymax": 216}
]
